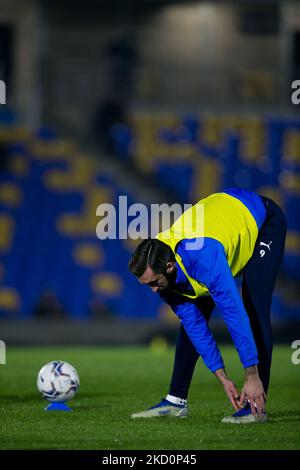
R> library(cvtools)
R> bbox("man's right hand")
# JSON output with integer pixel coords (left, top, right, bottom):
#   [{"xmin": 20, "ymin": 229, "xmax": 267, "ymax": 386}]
[{"xmin": 214, "ymin": 368, "xmax": 240, "ymax": 411}]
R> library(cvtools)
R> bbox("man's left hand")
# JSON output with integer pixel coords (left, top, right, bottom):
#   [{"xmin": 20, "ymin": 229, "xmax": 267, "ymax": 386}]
[{"xmin": 238, "ymin": 375, "xmax": 266, "ymax": 416}]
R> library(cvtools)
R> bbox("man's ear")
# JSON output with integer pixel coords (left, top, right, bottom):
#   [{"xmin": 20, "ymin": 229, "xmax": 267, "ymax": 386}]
[{"xmin": 166, "ymin": 262, "xmax": 175, "ymax": 274}]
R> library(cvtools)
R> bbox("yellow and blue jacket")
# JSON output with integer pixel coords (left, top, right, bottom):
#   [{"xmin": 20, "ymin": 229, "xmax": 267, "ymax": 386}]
[{"xmin": 156, "ymin": 188, "xmax": 266, "ymax": 372}]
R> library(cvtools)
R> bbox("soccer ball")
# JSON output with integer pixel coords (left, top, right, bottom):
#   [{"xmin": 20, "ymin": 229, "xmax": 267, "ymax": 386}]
[{"xmin": 37, "ymin": 360, "xmax": 80, "ymax": 403}]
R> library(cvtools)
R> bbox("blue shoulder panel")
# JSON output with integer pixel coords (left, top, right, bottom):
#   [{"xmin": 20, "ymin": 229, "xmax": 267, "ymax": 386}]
[{"xmin": 222, "ymin": 188, "xmax": 266, "ymax": 229}]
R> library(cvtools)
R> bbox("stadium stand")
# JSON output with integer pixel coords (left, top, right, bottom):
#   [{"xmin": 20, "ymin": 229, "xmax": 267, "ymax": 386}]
[
  {"xmin": 0, "ymin": 108, "xmax": 162, "ymax": 320},
  {"xmin": 0, "ymin": 108, "xmax": 299, "ymax": 323},
  {"xmin": 111, "ymin": 111, "xmax": 300, "ymax": 322}
]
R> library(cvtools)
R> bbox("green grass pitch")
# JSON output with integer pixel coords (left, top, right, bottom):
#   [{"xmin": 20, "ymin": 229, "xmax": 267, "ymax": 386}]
[{"xmin": 0, "ymin": 345, "xmax": 299, "ymax": 450}]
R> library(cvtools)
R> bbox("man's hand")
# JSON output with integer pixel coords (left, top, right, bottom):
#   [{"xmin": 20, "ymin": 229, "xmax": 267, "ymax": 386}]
[
  {"xmin": 238, "ymin": 366, "xmax": 266, "ymax": 416},
  {"xmin": 214, "ymin": 368, "xmax": 240, "ymax": 411}
]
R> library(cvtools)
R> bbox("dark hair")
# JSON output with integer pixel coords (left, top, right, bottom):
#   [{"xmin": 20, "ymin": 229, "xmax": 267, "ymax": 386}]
[{"xmin": 128, "ymin": 239, "xmax": 175, "ymax": 277}]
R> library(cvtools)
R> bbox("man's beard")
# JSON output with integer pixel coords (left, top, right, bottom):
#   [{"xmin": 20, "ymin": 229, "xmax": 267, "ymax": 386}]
[{"xmin": 159, "ymin": 268, "xmax": 177, "ymax": 293}]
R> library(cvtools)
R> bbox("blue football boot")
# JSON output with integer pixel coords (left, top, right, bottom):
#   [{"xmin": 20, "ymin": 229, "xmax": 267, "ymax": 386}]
[{"xmin": 222, "ymin": 402, "xmax": 267, "ymax": 424}]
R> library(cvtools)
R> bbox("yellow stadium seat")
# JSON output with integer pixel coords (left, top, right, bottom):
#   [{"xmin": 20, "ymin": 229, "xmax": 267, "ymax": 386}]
[
  {"xmin": 0, "ymin": 183, "xmax": 23, "ymax": 207},
  {"xmin": 285, "ymin": 231, "xmax": 300, "ymax": 255},
  {"xmin": 72, "ymin": 243, "xmax": 104, "ymax": 268},
  {"xmin": 30, "ymin": 139, "xmax": 77, "ymax": 161},
  {"xmin": 0, "ymin": 287, "xmax": 20, "ymax": 312},
  {"xmin": 57, "ymin": 214, "xmax": 96, "ymax": 237},
  {"xmin": 0, "ymin": 215, "xmax": 15, "ymax": 251},
  {"xmin": 9, "ymin": 155, "xmax": 29, "ymax": 177},
  {"xmin": 279, "ymin": 172, "xmax": 300, "ymax": 195},
  {"xmin": 0, "ymin": 126, "xmax": 30, "ymax": 143},
  {"xmin": 192, "ymin": 157, "xmax": 222, "ymax": 201},
  {"xmin": 283, "ymin": 130, "xmax": 300, "ymax": 163},
  {"xmin": 257, "ymin": 186, "xmax": 284, "ymax": 209},
  {"xmin": 91, "ymin": 272, "xmax": 123, "ymax": 297}
]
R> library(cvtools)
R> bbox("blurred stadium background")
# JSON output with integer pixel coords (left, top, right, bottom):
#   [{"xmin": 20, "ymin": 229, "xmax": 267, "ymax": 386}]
[{"xmin": 0, "ymin": 0, "xmax": 300, "ymax": 347}]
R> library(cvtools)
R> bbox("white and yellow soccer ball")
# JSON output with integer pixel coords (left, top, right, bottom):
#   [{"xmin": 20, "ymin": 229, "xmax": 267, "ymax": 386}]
[{"xmin": 37, "ymin": 361, "xmax": 80, "ymax": 403}]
